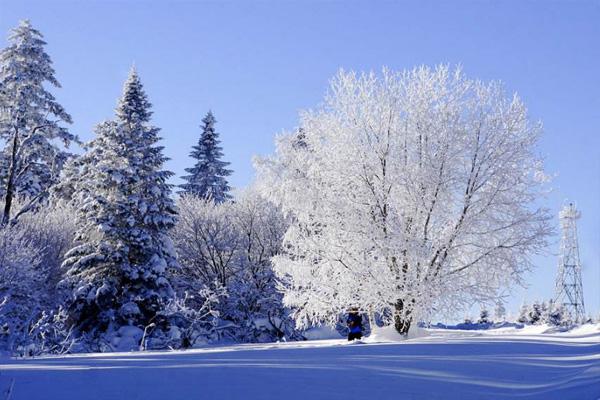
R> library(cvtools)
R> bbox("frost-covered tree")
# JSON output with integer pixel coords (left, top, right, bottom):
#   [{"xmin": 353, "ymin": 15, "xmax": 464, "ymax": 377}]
[
  {"xmin": 517, "ymin": 302, "xmax": 530, "ymax": 324},
  {"xmin": 0, "ymin": 221, "xmax": 42, "ymax": 352},
  {"xmin": 494, "ymin": 301, "xmax": 506, "ymax": 322},
  {"xmin": 256, "ymin": 66, "xmax": 552, "ymax": 334},
  {"xmin": 0, "ymin": 201, "xmax": 76, "ymax": 354},
  {"xmin": 172, "ymin": 196, "xmax": 239, "ymax": 291},
  {"xmin": 229, "ymin": 189, "xmax": 295, "ymax": 341},
  {"xmin": 151, "ymin": 285, "xmax": 226, "ymax": 349},
  {"xmin": 61, "ymin": 69, "xmax": 178, "ymax": 347},
  {"xmin": 172, "ymin": 189, "xmax": 296, "ymax": 342},
  {"xmin": 0, "ymin": 20, "xmax": 76, "ymax": 225},
  {"xmin": 180, "ymin": 111, "xmax": 232, "ymax": 202},
  {"xmin": 18, "ymin": 202, "xmax": 77, "ymax": 306}
]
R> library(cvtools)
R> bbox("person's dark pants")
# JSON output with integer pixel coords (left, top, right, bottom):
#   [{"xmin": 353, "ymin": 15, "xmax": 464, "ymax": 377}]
[{"xmin": 348, "ymin": 332, "xmax": 362, "ymax": 341}]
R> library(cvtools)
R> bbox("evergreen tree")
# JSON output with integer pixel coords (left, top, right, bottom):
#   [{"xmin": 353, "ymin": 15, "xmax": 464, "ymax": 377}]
[
  {"xmin": 528, "ymin": 301, "xmax": 543, "ymax": 325},
  {"xmin": 180, "ymin": 111, "xmax": 232, "ymax": 202},
  {"xmin": 545, "ymin": 300, "xmax": 564, "ymax": 326},
  {"xmin": 62, "ymin": 69, "xmax": 177, "ymax": 346},
  {"xmin": 0, "ymin": 20, "xmax": 75, "ymax": 225},
  {"xmin": 478, "ymin": 308, "xmax": 491, "ymax": 324}
]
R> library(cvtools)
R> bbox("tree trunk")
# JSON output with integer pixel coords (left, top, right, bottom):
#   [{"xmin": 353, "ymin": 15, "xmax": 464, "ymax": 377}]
[
  {"xmin": 368, "ymin": 306, "xmax": 377, "ymax": 335},
  {"xmin": 394, "ymin": 299, "xmax": 412, "ymax": 335},
  {"xmin": 1, "ymin": 132, "xmax": 19, "ymax": 226}
]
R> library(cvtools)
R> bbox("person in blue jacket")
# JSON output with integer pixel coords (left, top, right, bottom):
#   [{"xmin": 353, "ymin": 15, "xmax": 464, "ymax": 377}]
[{"xmin": 346, "ymin": 307, "xmax": 363, "ymax": 341}]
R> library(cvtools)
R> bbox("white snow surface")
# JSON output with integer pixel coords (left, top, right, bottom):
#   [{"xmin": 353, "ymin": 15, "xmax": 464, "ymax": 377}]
[{"xmin": 1, "ymin": 325, "xmax": 599, "ymax": 400}]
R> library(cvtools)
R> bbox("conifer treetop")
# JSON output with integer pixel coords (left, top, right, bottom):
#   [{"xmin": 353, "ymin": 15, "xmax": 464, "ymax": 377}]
[
  {"xmin": 116, "ymin": 67, "xmax": 153, "ymax": 125},
  {"xmin": 180, "ymin": 110, "xmax": 232, "ymax": 202}
]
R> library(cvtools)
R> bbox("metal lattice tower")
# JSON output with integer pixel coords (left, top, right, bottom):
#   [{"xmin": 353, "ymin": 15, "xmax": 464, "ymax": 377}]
[{"xmin": 554, "ymin": 203, "xmax": 586, "ymax": 323}]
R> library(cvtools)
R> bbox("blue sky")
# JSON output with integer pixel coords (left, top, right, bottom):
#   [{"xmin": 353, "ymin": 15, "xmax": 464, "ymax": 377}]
[{"xmin": 1, "ymin": 0, "xmax": 599, "ymax": 318}]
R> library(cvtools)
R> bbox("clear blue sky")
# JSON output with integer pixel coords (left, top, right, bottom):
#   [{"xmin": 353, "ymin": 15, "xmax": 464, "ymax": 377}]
[{"xmin": 1, "ymin": 0, "xmax": 598, "ymax": 318}]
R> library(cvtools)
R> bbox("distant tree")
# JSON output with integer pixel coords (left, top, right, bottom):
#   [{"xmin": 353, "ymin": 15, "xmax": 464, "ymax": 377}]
[
  {"xmin": 180, "ymin": 111, "xmax": 232, "ymax": 202},
  {"xmin": 61, "ymin": 69, "xmax": 178, "ymax": 346},
  {"xmin": 528, "ymin": 301, "xmax": 543, "ymax": 325},
  {"xmin": 517, "ymin": 303, "xmax": 530, "ymax": 324},
  {"xmin": 478, "ymin": 308, "xmax": 491, "ymax": 324},
  {"xmin": 256, "ymin": 66, "xmax": 552, "ymax": 334},
  {"xmin": 540, "ymin": 300, "xmax": 549, "ymax": 322},
  {"xmin": 0, "ymin": 20, "xmax": 76, "ymax": 225},
  {"xmin": 494, "ymin": 301, "xmax": 506, "ymax": 322},
  {"xmin": 545, "ymin": 300, "xmax": 565, "ymax": 326}
]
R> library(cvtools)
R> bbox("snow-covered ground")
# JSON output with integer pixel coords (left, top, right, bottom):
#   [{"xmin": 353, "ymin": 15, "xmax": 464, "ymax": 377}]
[{"xmin": 1, "ymin": 325, "xmax": 598, "ymax": 400}]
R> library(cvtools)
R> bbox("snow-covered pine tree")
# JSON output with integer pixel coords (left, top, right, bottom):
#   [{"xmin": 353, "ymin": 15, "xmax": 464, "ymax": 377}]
[
  {"xmin": 180, "ymin": 111, "xmax": 232, "ymax": 202},
  {"xmin": 478, "ymin": 308, "xmax": 491, "ymax": 324},
  {"xmin": 528, "ymin": 301, "xmax": 542, "ymax": 325},
  {"xmin": 0, "ymin": 20, "xmax": 76, "ymax": 225},
  {"xmin": 50, "ymin": 154, "xmax": 81, "ymax": 203},
  {"xmin": 544, "ymin": 300, "xmax": 562, "ymax": 326},
  {"xmin": 61, "ymin": 69, "xmax": 178, "ymax": 348}
]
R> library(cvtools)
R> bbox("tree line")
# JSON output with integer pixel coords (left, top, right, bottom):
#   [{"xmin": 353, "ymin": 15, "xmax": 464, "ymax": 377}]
[
  {"xmin": 0, "ymin": 20, "xmax": 298, "ymax": 355},
  {"xmin": 1, "ymin": 19, "xmax": 561, "ymax": 355}
]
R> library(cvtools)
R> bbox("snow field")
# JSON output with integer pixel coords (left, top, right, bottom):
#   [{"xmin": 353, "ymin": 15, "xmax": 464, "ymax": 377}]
[{"xmin": 1, "ymin": 325, "xmax": 598, "ymax": 400}]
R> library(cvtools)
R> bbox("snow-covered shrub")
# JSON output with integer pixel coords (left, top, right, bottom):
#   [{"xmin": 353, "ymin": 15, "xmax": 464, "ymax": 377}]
[
  {"xmin": 0, "ymin": 201, "xmax": 77, "ymax": 354},
  {"xmin": 0, "ymin": 222, "xmax": 43, "ymax": 352},
  {"xmin": 17, "ymin": 202, "xmax": 77, "ymax": 306},
  {"xmin": 172, "ymin": 190, "xmax": 299, "ymax": 343},
  {"xmin": 27, "ymin": 306, "xmax": 77, "ymax": 356},
  {"xmin": 147, "ymin": 284, "xmax": 228, "ymax": 349}
]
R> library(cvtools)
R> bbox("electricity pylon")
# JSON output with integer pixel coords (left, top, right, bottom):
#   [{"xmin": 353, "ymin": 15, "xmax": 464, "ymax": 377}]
[{"xmin": 554, "ymin": 203, "xmax": 586, "ymax": 323}]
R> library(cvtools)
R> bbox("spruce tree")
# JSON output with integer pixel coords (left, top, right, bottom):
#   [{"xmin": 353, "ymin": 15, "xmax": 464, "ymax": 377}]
[
  {"xmin": 180, "ymin": 111, "xmax": 232, "ymax": 202},
  {"xmin": 0, "ymin": 20, "xmax": 75, "ymax": 225},
  {"xmin": 62, "ymin": 69, "xmax": 177, "ymax": 344}
]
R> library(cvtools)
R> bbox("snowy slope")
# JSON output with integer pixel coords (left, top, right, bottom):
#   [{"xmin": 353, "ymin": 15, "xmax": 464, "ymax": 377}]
[{"xmin": 0, "ymin": 325, "xmax": 598, "ymax": 400}]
